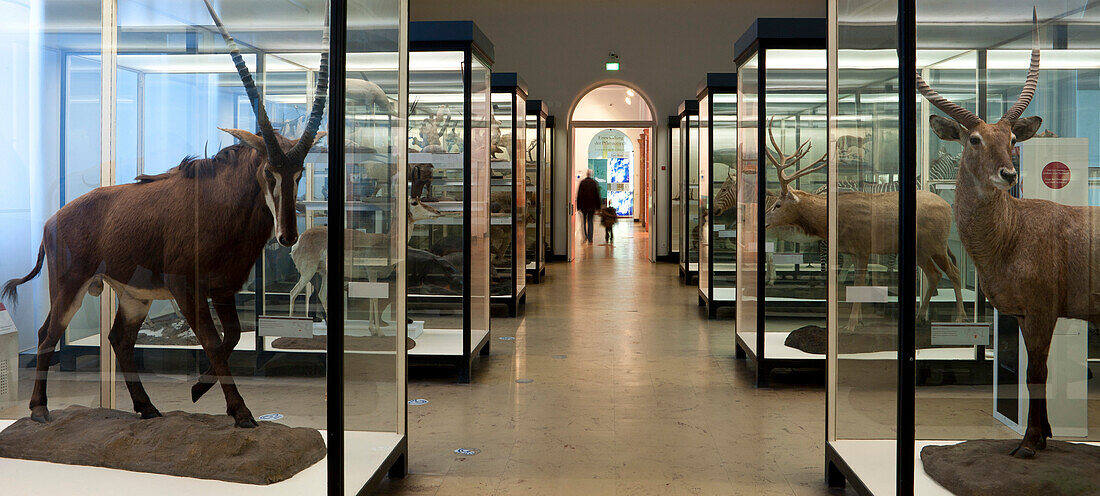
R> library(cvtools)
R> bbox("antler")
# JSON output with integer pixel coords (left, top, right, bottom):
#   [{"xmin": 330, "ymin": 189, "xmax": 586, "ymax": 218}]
[
  {"xmin": 286, "ymin": 2, "xmax": 330, "ymax": 162},
  {"xmin": 1003, "ymin": 8, "xmax": 1040, "ymax": 121},
  {"xmin": 202, "ymin": 0, "xmax": 285, "ymax": 163},
  {"xmin": 765, "ymin": 117, "xmax": 827, "ymax": 194}
]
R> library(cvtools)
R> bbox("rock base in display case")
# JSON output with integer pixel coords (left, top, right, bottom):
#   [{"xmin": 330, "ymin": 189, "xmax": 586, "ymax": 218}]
[
  {"xmin": 784, "ymin": 321, "xmax": 944, "ymax": 355},
  {"xmin": 921, "ymin": 439, "xmax": 1100, "ymax": 496},
  {"xmin": 0, "ymin": 406, "xmax": 325, "ymax": 484},
  {"xmin": 272, "ymin": 335, "xmax": 416, "ymax": 351}
]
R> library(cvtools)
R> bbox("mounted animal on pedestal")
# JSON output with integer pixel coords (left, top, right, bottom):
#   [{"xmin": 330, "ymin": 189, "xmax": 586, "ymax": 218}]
[
  {"xmin": 288, "ymin": 227, "xmax": 396, "ymax": 334},
  {"xmin": 1, "ymin": 1, "xmax": 329, "ymax": 428},
  {"xmin": 919, "ymin": 12, "xmax": 1075, "ymax": 458},
  {"xmin": 761, "ymin": 118, "xmax": 966, "ymax": 328}
]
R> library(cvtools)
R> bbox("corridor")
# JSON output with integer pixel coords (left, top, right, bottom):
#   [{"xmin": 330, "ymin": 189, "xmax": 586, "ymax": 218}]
[{"xmin": 381, "ymin": 223, "xmax": 840, "ymax": 495}]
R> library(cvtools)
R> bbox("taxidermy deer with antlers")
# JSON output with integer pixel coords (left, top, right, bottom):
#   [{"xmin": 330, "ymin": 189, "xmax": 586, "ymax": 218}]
[
  {"xmin": 920, "ymin": 12, "xmax": 1077, "ymax": 458},
  {"xmin": 1, "ymin": 1, "xmax": 328, "ymax": 428},
  {"xmin": 762, "ymin": 118, "xmax": 967, "ymax": 327}
]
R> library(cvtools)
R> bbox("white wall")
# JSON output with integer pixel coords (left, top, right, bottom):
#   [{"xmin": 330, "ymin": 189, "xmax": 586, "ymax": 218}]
[{"xmin": 412, "ymin": 0, "xmax": 826, "ymax": 258}]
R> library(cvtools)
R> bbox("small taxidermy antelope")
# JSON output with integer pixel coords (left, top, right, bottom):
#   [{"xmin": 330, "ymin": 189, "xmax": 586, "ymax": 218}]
[
  {"xmin": 1, "ymin": 1, "xmax": 328, "ymax": 428},
  {"xmin": 761, "ymin": 118, "xmax": 967, "ymax": 327},
  {"xmin": 288, "ymin": 227, "xmax": 395, "ymax": 333},
  {"xmin": 919, "ymin": 11, "xmax": 1080, "ymax": 458}
]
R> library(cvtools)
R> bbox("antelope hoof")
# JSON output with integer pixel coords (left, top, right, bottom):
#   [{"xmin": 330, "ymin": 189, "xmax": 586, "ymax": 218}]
[
  {"xmin": 191, "ymin": 380, "xmax": 217, "ymax": 403},
  {"xmin": 1010, "ymin": 443, "xmax": 1036, "ymax": 459},
  {"xmin": 139, "ymin": 407, "xmax": 163, "ymax": 420},
  {"xmin": 233, "ymin": 410, "xmax": 258, "ymax": 428},
  {"xmin": 30, "ymin": 406, "xmax": 51, "ymax": 424}
]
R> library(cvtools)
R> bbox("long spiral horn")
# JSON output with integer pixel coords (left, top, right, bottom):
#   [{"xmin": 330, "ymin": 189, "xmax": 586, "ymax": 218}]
[
  {"xmin": 202, "ymin": 0, "xmax": 286, "ymax": 163},
  {"xmin": 915, "ymin": 73, "xmax": 983, "ymax": 129},
  {"xmin": 288, "ymin": 2, "xmax": 331, "ymax": 162},
  {"xmin": 1002, "ymin": 8, "xmax": 1041, "ymax": 122}
]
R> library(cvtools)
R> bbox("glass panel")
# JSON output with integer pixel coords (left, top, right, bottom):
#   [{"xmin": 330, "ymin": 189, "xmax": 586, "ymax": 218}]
[
  {"xmin": 525, "ymin": 110, "xmax": 540, "ymax": 271},
  {"xmin": 469, "ymin": 54, "xmax": 491, "ymax": 352},
  {"xmin": 762, "ymin": 48, "xmax": 828, "ymax": 360},
  {"xmin": 345, "ymin": 0, "xmax": 403, "ymax": 440},
  {"xmin": 1, "ymin": 0, "xmax": 105, "ymax": 422},
  {"xmin": 408, "ymin": 50, "xmax": 467, "ymax": 353},
  {"xmin": 829, "ymin": 0, "xmax": 901, "ymax": 492},
  {"xmin": 713, "ymin": 92, "xmax": 738, "ymax": 302},
  {"xmin": 699, "ymin": 94, "xmax": 712, "ymax": 298},
  {"xmin": 687, "ymin": 114, "xmax": 700, "ymax": 273},
  {"xmin": 913, "ymin": 2, "xmax": 1100, "ymax": 494},
  {"xmin": 736, "ymin": 54, "xmax": 760, "ymax": 357},
  {"xmin": 671, "ymin": 120, "xmax": 681, "ymax": 256},
  {"xmin": 489, "ymin": 90, "xmax": 524, "ymax": 303}
]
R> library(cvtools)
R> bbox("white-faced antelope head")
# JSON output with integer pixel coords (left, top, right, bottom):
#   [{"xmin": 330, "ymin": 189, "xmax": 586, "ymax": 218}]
[
  {"xmin": 762, "ymin": 117, "xmax": 828, "ymax": 231},
  {"xmin": 920, "ymin": 12, "xmax": 1042, "ymax": 195},
  {"xmin": 203, "ymin": 0, "xmax": 329, "ymax": 247}
]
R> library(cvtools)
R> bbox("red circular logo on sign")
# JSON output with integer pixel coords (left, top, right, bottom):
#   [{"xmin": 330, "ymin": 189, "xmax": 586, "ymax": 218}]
[{"xmin": 1042, "ymin": 161, "xmax": 1070, "ymax": 189}]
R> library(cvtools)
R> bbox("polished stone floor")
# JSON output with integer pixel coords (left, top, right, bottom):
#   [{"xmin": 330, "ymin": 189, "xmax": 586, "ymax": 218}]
[{"xmin": 379, "ymin": 224, "xmax": 848, "ymax": 495}]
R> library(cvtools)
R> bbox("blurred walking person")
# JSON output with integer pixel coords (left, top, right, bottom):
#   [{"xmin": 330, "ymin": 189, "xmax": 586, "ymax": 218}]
[{"xmin": 576, "ymin": 169, "xmax": 600, "ymax": 244}]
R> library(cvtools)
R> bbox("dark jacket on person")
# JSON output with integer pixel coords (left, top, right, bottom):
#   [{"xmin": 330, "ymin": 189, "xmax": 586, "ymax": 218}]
[
  {"xmin": 576, "ymin": 177, "xmax": 601, "ymax": 214},
  {"xmin": 597, "ymin": 207, "xmax": 619, "ymax": 229}
]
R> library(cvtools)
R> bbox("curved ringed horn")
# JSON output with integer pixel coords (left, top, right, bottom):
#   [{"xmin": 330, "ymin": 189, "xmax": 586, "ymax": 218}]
[
  {"xmin": 202, "ymin": 0, "xmax": 285, "ymax": 162},
  {"xmin": 288, "ymin": 2, "xmax": 331, "ymax": 163},
  {"xmin": 1002, "ymin": 8, "xmax": 1040, "ymax": 122}
]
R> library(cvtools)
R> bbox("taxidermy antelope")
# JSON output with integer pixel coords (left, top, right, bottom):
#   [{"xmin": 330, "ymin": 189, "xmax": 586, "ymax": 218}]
[
  {"xmin": 288, "ymin": 227, "xmax": 395, "ymax": 333},
  {"xmin": 920, "ymin": 12, "xmax": 1073, "ymax": 458},
  {"xmin": 762, "ymin": 118, "xmax": 966, "ymax": 327},
  {"xmin": 1, "ymin": 1, "xmax": 328, "ymax": 428}
]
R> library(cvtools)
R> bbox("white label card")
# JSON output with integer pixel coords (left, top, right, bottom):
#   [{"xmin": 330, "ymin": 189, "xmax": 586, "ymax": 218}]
[
  {"xmin": 931, "ymin": 323, "xmax": 990, "ymax": 346},
  {"xmin": 348, "ymin": 281, "xmax": 389, "ymax": 299},
  {"xmin": 719, "ymin": 230, "xmax": 736, "ymax": 238},
  {"xmin": 765, "ymin": 242, "xmax": 776, "ymax": 253},
  {"xmin": 258, "ymin": 316, "xmax": 313, "ymax": 338},
  {"xmin": 772, "ymin": 253, "xmax": 803, "ymax": 265},
  {"xmin": 846, "ymin": 286, "xmax": 889, "ymax": 303}
]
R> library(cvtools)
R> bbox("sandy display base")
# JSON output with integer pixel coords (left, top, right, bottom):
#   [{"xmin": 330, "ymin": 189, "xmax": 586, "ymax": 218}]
[
  {"xmin": 0, "ymin": 406, "xmax": 325, "ymax": 485},
  {"xmin": 921, "ymin": 439, "xmax": 1100, "ymax": 496}
]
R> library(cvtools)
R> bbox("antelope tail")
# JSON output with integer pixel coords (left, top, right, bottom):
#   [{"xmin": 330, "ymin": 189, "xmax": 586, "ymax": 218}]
[{"xmin": 3, "ymin": 242, "xmax": 46, "ymax": 306}]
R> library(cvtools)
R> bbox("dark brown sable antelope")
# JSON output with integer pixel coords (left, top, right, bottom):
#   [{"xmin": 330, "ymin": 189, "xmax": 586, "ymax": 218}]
[
  {"xmin": 919, "ymin": 12, "xmax": 1074, "ymax": 458},
  {"xmin": 1, "ymin": 1, "xmax": 328, "ymax": 428}
]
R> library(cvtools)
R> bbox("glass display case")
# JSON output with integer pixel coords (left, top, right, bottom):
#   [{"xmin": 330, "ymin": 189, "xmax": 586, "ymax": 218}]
[
  {"xmin": 826, "ymin": 3, "xmax": 1100, "ymax": 494},
  {"xmin": 0, "ymin": 0, "xmax": 409, "ymax": 493},
  {"xmin": 697, "ymin": 73, "xmax": 738, "ymax": 319},
  {"xmin": 735, "ymin": 18, "xmax": 828, "ymax": 387},
  {"xmin": 407, "ymin": 21, "xmax": 492, "ymax": 382},
  {"xmin": 678, "ymin": 100, "xmax": 700, "ymax": 283},
  {"xmin": 660, "ymin": 115, "xmax": 681, "ymax": 263},
  {"xmin": 490, "ymin": 73, "xmax": 527, "ymax": 316},
  {"xmin": 526, "ymin": 99, "xmax": 550, "ymax": 282},
  {"xmin": 545, "ymin": 114, "xmax": 559, "ymax": 262}
]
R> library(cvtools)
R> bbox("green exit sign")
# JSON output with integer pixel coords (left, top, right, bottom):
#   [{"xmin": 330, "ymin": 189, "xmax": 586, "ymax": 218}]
[{"xmin": 605, "ymin": 61, "xmax": 619, "ymax": 71}]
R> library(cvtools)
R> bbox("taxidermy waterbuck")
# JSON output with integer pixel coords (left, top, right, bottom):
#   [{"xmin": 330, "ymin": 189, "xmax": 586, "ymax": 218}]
[
  {"xmin": 1, "ymin": 1, "xmax": 329, "ymax": 428},
  {"xmin": 761, "ymin": 118, "xmax": 966, "ymax": 328},
  {"xmin": 919, "ymin": 12, "xmax": 1080, "ymax": 458}
]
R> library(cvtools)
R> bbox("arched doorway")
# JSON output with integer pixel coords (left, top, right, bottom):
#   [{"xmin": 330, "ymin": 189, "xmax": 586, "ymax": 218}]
[{"xmin": 566, "ymin": 82, "xmax": 657, "ymax": 260}]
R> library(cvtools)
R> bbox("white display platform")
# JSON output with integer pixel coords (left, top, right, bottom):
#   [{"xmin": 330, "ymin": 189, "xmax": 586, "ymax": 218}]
[
  {"xmin": 830, "ymin": 439, "xmax": 1100, "ymax": 496},
  {"xmin": 688, "ymin": 262, "xmax": 698, "ymax": 271},
  {"xmin": 412, "ymin": 328, "xmax": 490, "ymax": 356},
  {"xmin": 713, "ymin": 287, "xmax": 736, "ymax": 302},
  {"xmin": 526, "ymin": 262, "xmax": 536, "ymax": 269},
  {"xmin": 737, "ymin": 330, "xmax": 977, "ymax": 361},
  {"xmin": 70, "ymin": 332, "xmax": 258, "ymax": 351},
  {"xmin": 0, "ymin": 420, "xmax": 401, "ymax": 496}
]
